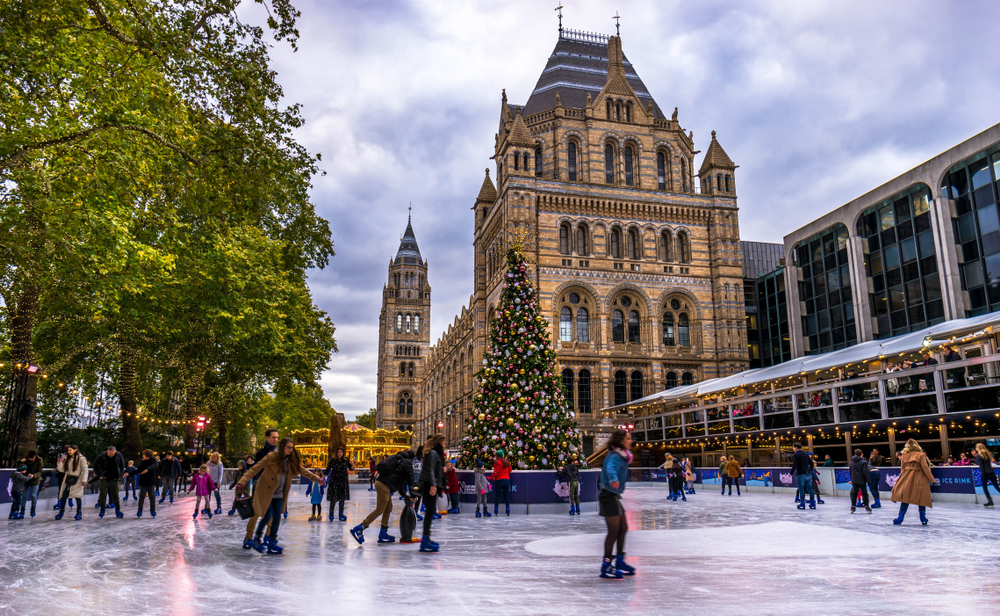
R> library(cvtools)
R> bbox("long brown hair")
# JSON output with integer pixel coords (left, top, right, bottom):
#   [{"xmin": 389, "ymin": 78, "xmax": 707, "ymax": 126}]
[
  {"xmin": 276, "ymin": 437, "xmax": 305, "ymax": 474},
  {"xmin": 901, "ymin": 439, "xmax": 923, "ymax": 454},
  {"xmin": 66, "ymin": 445, "xmax": 81, "ymax": 472},
  {"xmin": 424, "ymin": 433, "xmax": 446, "ymax": 453},
  {"xmin": 976, "ymin": 443, "xmax": 994, "ymax": 462},
  {"xmin": 606, "ymin": 429, "xmax": 628, "ymax": 452}
]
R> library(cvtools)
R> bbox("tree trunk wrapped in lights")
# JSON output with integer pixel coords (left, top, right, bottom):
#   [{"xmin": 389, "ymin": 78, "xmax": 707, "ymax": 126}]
[{"xmin": 457, "ymin": 247, "xmax": 584, "ymax": 470}]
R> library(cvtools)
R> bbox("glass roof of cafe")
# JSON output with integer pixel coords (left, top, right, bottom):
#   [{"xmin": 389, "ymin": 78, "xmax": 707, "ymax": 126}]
[{"xmin": 608, "ymin": 310, "xmax": 1000, "ymax": 413}]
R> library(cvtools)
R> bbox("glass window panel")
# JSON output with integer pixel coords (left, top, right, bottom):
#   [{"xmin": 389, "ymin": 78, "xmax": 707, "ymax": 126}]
[
  {"xmin": 949, "ymin": 169, "xmax": 969, "ymax": 197},
  {"xmin": 560, "ymin": 307, "xmax": 572, "ymax": 341},
  {"xmin": 903, "ymin": 262, "xmax": 920, "ymax": 283},
  {"xmin": 840, "ymin": 264, "xmax": 851, "ymax": 287},
  {"xmin": 879, "ymin": 205, "xmax": 895, "ymax": 231},
  {"xmin": 881, "ymin": 227, "xmax": 896, "ymax": 246},
  {"xmin": 872, "ymin": 273, "xmax": 885, "ymax": 293},
  {"xmin": 983, "ymin": 231, "xmax": 1000, "ymax": 257},
  {"xmin": 986, "ymin": 253, "xmax": 1000, "ymax": 285},
  {"xmin": 888, "ymin": 286, "xmax": 905, "ymax": 312},
  {"xmin": 873, "ymin": 291, "xmax": 888, "ymax": 316},
  {"xmin": 956, "ymin": 195, "xmax": 973, "ymax": 216},
  {"xmin": 891, "ymin": 310, "xmax": 907, "ymax": 330},
  {"xmin": 827, "ymin": 269, "xmax": 840, "ymax": 292},
  {"xmin": 917, "ymin": 230, "xmax": 936, "ymax": 258},
  {"xmin": 886, "ymin": 267, "xmax": 902, "ymax": 288},
  {"xmin": 830, "ymin": 305, "xmax": 844, "ymax": 328},
  {"xmin": 992, "ymin": 153, "xmax": 1000, "ymax": 182},
  {"xmin": 908, "ymin": 303, "xmax": 925, "ymax": 326},
  {"xmin": 576, "ymin": 308, "xmax": 589, "ymax": 343},
  {"xmin": 900, "ymin": 237, "xmax": 917, "ymax": 263},
  {"xmin": 970, "ymin": 286, "xmax": 988, "ymax": 310},
  {"xmin": 884, "ymin": 245, "xmax": 900, "ymax": 269},
  {"xmin": 974, "ymin": 185, "xmax": 996, "ymax": 209},
  {"xmin": 913, "ymin": 191, "xmax": 931, "ymax": 216},
  {"xmin": 868, "ymin": 252, "xmax": 883, "ymax": 276},
  {"xmin": 920, "ymin": 255, "xmax": 938, "ymax": 275},
  {"xmin": 923, "ymin": 275, "xmax": 942, "ymax": 301},
  {"xmin": 905, "ymin": 279, "xmax": 922, "ymax": 302},
  {"xmin": 980, "ymin": 204, "xmax": 1000, "ymax": 235},
  {"xmin": 914, "ymin": 213, "xmax": 932, "ymax": 234},
  {"xmin": 963, "ymin": 240, "xmax": 980, "ymax": 262},
  {"xmin": 971, "ymin": 159, "xmax": 992, "ymax": 190},
  {"xmin": 818, "ymin": 309, "xmax": 830, "ymax": 332},
  {"xmin": 815, "ymin": 293, "xmax": 827, "ymax": 311},
  {"xmin": 862, "ymin": 213, "xmax": 877, "ymax": 237},
  {"xmin": 925, "ymin": 299, "xmax": 945, "ymax": 321},
  {"xmin": 844, "ymin": 301, "xmax": 855, "ymax": 323},
  {"xmin": 897, "ymin": 221, "xmax": 914, "ymax": 240},
  {"xmin": 964, "ymin": 262, "xmax": 985, "ymax": 288},
  {"xmin": 811, "ymin": 240, "xmax": 822, "ymax": 263},
  {"xmin": 894, "ymin": 197, "xmax": 911, "ymax": 221},
  {"xmin": 957, "ymin": 213, "xmax": 977, "ymax": 243}
]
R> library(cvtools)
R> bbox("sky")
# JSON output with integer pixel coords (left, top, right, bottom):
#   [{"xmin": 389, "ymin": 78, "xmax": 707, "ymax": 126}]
[{"xmin": 241, "ymin": 0, "xmax": 1000, "ymax": 419}]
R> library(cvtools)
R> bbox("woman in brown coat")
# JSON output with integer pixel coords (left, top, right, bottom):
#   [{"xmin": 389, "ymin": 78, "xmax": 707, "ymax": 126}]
[
  {"xmin": 236, "ymin": 438, "xmax": 326, "ymax": 553},
  {"xmin": 725, "ymin": 457, "xmax": 742, "ymax": 496},
  {"xmin": 890, "ymin": 439, "xmax": 934, "ymax": 526}
]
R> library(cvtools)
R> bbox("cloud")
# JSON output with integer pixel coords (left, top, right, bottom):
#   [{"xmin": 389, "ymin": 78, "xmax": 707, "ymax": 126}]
[{"xmin": 245, "ymin": 0, "xmax": 1000, "ymax": 418}]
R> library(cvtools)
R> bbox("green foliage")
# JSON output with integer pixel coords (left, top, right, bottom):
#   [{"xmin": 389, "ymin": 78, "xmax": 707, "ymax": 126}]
[
  {"xmin": 258, "ymin": 383, "xmax": 335, "ymax": 435},
  {"xmin": 458, "ymin": 249, "xmax": 584, "ymax": 470},
  {"xmin": 354, "ymin": 408, "xmax": 377, "ymax": 429}
]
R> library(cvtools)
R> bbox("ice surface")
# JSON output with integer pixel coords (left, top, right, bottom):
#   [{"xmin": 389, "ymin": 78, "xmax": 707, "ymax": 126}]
[{"xmin": 1, "ymin": 484, "xmax": 997, "ymax": 615}]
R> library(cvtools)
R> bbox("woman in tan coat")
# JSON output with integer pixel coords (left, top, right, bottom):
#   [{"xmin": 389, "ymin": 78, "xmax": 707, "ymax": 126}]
[
  {"xmin": 236, "ymin": 438, "xmax": 325, "ymax": 553},
  {"xmin": 55, "ymin": 445, "xmax": 89, "ymax": 521},
  {"xmin": 725, "ymin": 457, "xmax": 742, "ymax": 496},
  {"xmin": 890, "ymin": 439, "xmax": 934, "ymax": 525}
]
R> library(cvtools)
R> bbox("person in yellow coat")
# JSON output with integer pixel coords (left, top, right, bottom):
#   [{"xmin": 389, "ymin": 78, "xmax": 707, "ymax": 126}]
[{"xmin": 890, "ymin": 439, "xmax": 934, "ymax": 526}]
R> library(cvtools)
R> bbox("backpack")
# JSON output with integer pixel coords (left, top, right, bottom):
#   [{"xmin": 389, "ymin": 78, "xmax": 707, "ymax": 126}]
[{"xmin": 376, "ymin": 453, "xmax": 402, "ymax": 478}]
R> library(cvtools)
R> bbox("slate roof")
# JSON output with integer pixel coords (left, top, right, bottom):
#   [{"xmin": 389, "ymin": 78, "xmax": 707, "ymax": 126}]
[
  {"xmin": 699, "ymin": 131, "xmax": 736, "ymax": 174},
  {"xmin": 476, "ymin": 169, "xmax": 498, "ymax": 204},
  {"xmin": 522, "ymin": 32, "xmax": 665, "ymax": 119},
  {"xmin": 394, "ymin": 214, "xmax": 423, "ymax": 265}
]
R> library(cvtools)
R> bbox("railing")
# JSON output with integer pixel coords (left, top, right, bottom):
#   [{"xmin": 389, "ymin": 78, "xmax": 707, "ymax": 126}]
[
  {"xmin": 560, "ymin": 28, "xmax": 609, "ymax": 44},
  {"xmin": 630, "ymin": 350, "xmax": 1000, "ymax": 442}
]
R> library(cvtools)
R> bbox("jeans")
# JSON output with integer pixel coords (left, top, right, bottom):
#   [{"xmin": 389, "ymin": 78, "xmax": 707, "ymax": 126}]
[
  {"xmin": 982, "ymin": 473, "xmax": 1000, "ymax": 501},
  {"xmin": 20, "ymin": 484, "xmax": 39, "ymax": 514},
  {"xmin": 850, "ymin": 483, "xmax": 869, "ymax": 507},
  {"xmin": 569, "ymin": 480, "xmax": 580, "ymax": 506},
  {"xmin": 796, "ymin": 474, "xmax": 814, "ymax": 501},
  {"xmin": 98, "ymin": 477, "xmax": 121, "ymax": 509},
  {"xmin": 124, "ymin": 476, "xmax": 138, "ymax": 497},
  {"xmin": 420, "ymin": 481, "xmax": 436, "ymax": 538},
  {"xmin": 213, "ymin": 489, "xmax": 222, "ymax": 509},
  {"xmin": 363, "ymin": 481, "xmax": 393, "ymax": 528},
  {"xmin": 494, "ymin": 478, "xmax": 511, "ymax": 510},
  {"xmin": 896, "ymin": 502, "xmax": 926, "ymax": 520},
  {"xmin": 869, "ymin": 483, "xmax": 880, "ymax": 502},
  {"xmin": 255, "ymin": 497, "xmax": 284, "ymax": 541},
  {"xmin": 9, "ymin": 491, "xmax": 22, "ymax": 516},
  {"xmin": 448, "ymin": 492, "xmax": 459, "ymax": 510},
  {"xmin": 137, "ymin": 485, "xmax": 156, "ymax": 514},
  {"xmin": 160, "ymin": 476, "xmax": 174, "ymax": 499}
]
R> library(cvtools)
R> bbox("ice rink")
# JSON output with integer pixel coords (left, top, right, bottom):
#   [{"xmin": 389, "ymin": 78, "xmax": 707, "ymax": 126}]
[{"xmin": 1, "ymin": 484, "xmax": 996, "ymax": 615}]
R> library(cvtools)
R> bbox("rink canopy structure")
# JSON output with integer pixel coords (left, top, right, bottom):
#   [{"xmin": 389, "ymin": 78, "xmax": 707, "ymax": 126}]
[{"xmin": 606, "ymin": 311, "xmax": 1000, "ymax": 465}]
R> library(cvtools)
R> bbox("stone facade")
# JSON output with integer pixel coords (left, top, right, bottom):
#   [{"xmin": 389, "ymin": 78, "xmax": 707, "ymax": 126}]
[{"xmin": 383, "ymin": 30, "xmax": 749, "ymax": 452}]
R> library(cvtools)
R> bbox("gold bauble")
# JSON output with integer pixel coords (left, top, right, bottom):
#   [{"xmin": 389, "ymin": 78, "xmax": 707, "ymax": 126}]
[
  {"xmin": 506, "ymin": 418, "xmax": 514, "ymax": 426},
  {"xmin": 519, "ymin": 397, "xmax": 526, "ymax": 404},
  {"xmin": 536, "ymin": 443, "xmax": 543, "ymax": 450},
  {"xmin": 560, "ymin": 441, "xmax": 567, "ymax": 448},
  {"xmin": 478, "ymin": 413, "xmax": 485, "ymax": 421},
  {"xmin": 529, "ymin": 455, "xmax": 535, "ymax": 462},
  {"xmin": 572, "ymin": 453, "xmax": 578, "ymax": 459},
  {"xmin": 519, "ymin": 369, "xmax": 525, "ymax": 375}
]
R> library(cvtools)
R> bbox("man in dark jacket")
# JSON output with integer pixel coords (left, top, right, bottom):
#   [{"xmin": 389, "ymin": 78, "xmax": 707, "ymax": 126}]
[
  {"xmin": 19, "ymin": 451, "xmax": 43, "ymax": 517},
  {"xmin": 351, "ymin": 449, "xmax": 415, "ymax": 545},
  {"xmin": 255, "ymin": 428, "xmax": 280, "ymax": 464},
  {"xmin": 848, "ymin": 449, "xmax": 871, "ymax": 513},
  {"xmin": 558, "ymin": 460, "xmax": 581, "ymax": 514},
  {"xmin": 129, "ymin": 449, "xmax": 160, "ymax": 517},
  {"xmin": 869, "ymin": 449, "xmax": 886, "ymax": 467},
  {"xmin": 93, "ymin": 445, "xmax": 126, "ymax": 518},
  {"xmin": 791, "ymin": 442, "xmax": 815, "ymax": 509},
  {"xmin": 157, "ymin": 453, "xmax": 182, "ymax": 503}
]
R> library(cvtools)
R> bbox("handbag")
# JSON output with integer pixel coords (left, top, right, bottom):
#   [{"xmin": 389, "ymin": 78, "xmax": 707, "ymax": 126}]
[
  {"xmin": 64, "ymin": 474, "xmax": 79, "ymax": 487},
  {"xmin": 234, "ymin": 496, "xmax": 255, "ymax": 520},
  {"xmin": 553, "ymin": 480, "xmax": 570, "ymax": 498}
]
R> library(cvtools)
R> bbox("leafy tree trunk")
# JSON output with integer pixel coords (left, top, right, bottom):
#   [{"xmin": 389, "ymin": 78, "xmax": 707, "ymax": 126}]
[
  {"xmin": 118, "ymin": 356, "xmax": 142, "ymax": 459},
  {"xmin": 184, "ymin": 378, "xmax": 200, "ymax": 451},
  {"xmin": 12, "ymin": 284, "xmax": 39, "ymax": 458}
]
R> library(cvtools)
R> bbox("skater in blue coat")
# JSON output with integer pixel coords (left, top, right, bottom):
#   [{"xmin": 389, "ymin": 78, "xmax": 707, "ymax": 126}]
[
  {"xmin": 306, "ymin": 469, "xmax": 326, "ymax": 521},
  {"xmin": 599, "ymin": 429, "xmax": 635, "ymax": 579}
]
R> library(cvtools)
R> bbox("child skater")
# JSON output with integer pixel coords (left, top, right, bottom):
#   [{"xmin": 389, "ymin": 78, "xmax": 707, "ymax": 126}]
[
  {"xmin": 123, "ymin": 460, "xmax": 138, "ymax": 501},
  {"xmin": 444, "ymin": 459, "xmax": 460, "ymax": 514},
  {"xmin": 474, "ymin": 458, "xmax": 492, "ymax": 517},
  {"xmin": 306, "ymin": 469, "xmax": 326, "ymax": 521},
  {"xmin": 189, "ymin": 464, "xmax": 217, "ymax": 519}
]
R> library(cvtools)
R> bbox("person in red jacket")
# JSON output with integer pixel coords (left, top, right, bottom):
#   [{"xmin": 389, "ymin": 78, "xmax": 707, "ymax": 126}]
[
  {"xmin": 492, "ymin": 450, "xmax": 512, "ymax": 516},
  {"xmin": 444, "ymin": 460, "xmax": 461, "ymax": 514}
]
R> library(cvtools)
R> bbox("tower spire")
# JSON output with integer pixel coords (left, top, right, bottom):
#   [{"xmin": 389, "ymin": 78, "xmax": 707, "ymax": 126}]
[
  {"xmin": 555, "ymin": 4, "xmax": 563, "ymax": 37},
  {"xmin": 613, "ymin": 11, "xmax": 620, "ymax": 36}
]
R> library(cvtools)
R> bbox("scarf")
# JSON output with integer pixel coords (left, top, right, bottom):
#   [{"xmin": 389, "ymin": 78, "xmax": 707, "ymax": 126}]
[{"xmin": 611, "ymin": 446, "xmax": 633, "ymax": 465}]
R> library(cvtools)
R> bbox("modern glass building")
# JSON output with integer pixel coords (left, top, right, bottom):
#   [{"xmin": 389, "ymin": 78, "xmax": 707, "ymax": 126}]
[{"xmin": 741, "ymin": 241, "xmax": 789, "ymax": 368}]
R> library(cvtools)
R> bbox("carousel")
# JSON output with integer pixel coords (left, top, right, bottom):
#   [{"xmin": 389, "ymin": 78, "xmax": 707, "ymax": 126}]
[{"xmin": 293, "ymin": 423, "xmax": 412, "ymax": 468}]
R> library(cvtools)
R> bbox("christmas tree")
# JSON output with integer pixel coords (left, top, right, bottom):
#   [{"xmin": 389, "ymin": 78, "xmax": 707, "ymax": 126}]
[{"xmin": 458, "ymin": 246, "xmax": 585, "ymax": 470}]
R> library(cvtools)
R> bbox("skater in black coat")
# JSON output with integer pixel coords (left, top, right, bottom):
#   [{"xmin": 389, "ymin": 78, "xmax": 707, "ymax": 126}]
[
  {"xmin": 325, "ymin": 445, "xmax": 354, "ymax": 521},
  {"xmin": 848, "ymin": 449, "xmax": 871, "ymax": 514},
  {"xmin": 130, "ymin": 450, "xmax": 159, "ymax": 517}
]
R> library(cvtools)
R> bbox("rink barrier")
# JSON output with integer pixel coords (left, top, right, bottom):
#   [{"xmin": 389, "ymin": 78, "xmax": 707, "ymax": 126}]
[
  {"xmin": 448, "ymin": 469, "xmax": 602, "ymax": 515},
  {"xmin": 621, "ymin": 466, "xmax": 993, "ymax": 504}
]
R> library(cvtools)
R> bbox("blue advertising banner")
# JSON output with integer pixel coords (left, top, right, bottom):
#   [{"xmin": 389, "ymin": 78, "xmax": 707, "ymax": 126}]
[
  {"xmin": 835, "ymin": 469, "xmax": 852, "ymax": 491},
  {"xmin": 455, "ymin": 470, "xmax": 600, "ymax": 504},
  {"xmin": 771, "ymin": 468, "xmax": 798, "ymax": 488},
  {"xmin": 879, "ymin": 467, "xmax": 976, "ymax": 495},
  {"xmin": 1, "ymin": 469, "xmax": 13, "ymax": 504},
  {"xmin": 743, "ymin": 468, "xmax": 772, "ymax": 487},
  {"xmin": 700, "ymin": 469, "xmax": 722, "ymax": 485}
]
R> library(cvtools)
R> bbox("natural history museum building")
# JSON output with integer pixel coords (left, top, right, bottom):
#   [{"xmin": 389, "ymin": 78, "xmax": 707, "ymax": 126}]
[{"xmin": 376, "ymin": 27, "xmax": 749, "ymax": 454}]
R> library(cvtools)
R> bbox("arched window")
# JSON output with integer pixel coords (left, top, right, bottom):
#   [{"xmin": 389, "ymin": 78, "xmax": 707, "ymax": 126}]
[
  {"xmin": 399, "ymin": 393, "xmax": 409, "ymax": 415},
  {"xmin": 610, "ymin": 228, "xmax": 622, "ymax": 259},
  {"xmin": 576, "ymin": 307, "xmax": 589, "ymax": 343},
  {"xmin": 725, "ymin": 174, "xmax": 731, "ymax": 192},
  {"xmin": 578, "ymin": 369, "xmax": 591, "ymax": 414},
  {"xmin": 678, "ymin": 313, "xmax": 690, "ymax": 346},
  {"xmin": 562, "ymin": 368, "xmax": 574, "ymax": 409},
  {"xmin": 662, "ymin": 312, "xmax": 675, "ymax": 346},
  {"xmin": 605, "ymin": 144, "xmax": 615, "ymax": 184},
  {"xmin": 559, "ymin": 223, "xmax": 570, "ymax": 255},
  {"xmin": 624, "ymin": 146, "xmax": 634, "ymax": 186},
  {"xmin": 625, "ymin": 101, "xmax": 632, "ymax": 123},
  {"xmin": 616, "ymin": 101, "xmax": 621, "ymax": 121},
  {"xmin": 396, "ymin": 313, "xmax": 403, "ymax": 332},
  {"xmin": 716, "ymin": 173, "xmax": 722, "ymax": 191},
  {"xmin": 408, "ymin": 362, "xmax": 414, "ymax": 378},
  {"xmin": 577, "ymin": 224, "xmax": 589, "ymax": 255},
  {"xmin": 568, "ymin": 141, "xmax": 577, "ymax": 181},
  {"xmin": 606, "ymin": 100, "xmax": 612, "ymax": 120},
  {"xmin": 682, "ymin": 372, "xmax": 694, "ymax": 386},
  {"xmin": 405, "ymin": 314, "xmax": 411, "ymax": 332},
  {"xmin": 612, "ymin": 309, "xmax": 625, "ymax": 342},
  {"xmin": 665, "ymin": 372, "xmax": 677, "ymax": 389},
  {"xmin": 560, "ymin": 306, "xmax": 572, "ymax": 342},
  {"xmin": 660, "ymin": 231, "xmax": 672, "ymax": 262},
  {"xmin": 513, "ymin": 152, "xmax": 519, "ymax": 171},
  {"xmin": 630, "ymin": 370, "xmax": 643, "ymax": 401},
  {"xmin": 413, "ymin": 315, "xmax": 420, "ymax": 333},
  {"xmin": 678, "ymin": 232, "xmax": 690, "ymax": 263},
  {"xmin": 523, "ymin": 152, "xmax": 529, "ymax": 171},
  {"xmin": 534, "ymin": 147, "xmax": 542, "ymax": 177},
  {"xmin": 626, "ymin": 228, "xmax": 639, "ymax": 259},
  {"xmin": 399, "ymin": 363, "xmax": 406, "ymax": 377},
  {"xmin": 628, "ymin": 310, "xmax": 640, "ymax": 343},
  {"xmin": 614, "ymin": 370, "xmax": 628, "ymax": 406},
  {"xmin": 657, "ymin": 151, "xmax": 667, "ymax": 190}
]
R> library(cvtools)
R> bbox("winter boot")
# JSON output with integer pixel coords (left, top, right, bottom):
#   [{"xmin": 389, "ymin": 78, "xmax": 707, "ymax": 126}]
[
  {"xmin": 872, "ymin": 499, "xmax": 881, "ymax": 509},
  {"xmin": 228, "ymin": 509, "xmax": 236, "ymax": 516},
  {"xmin": 339, "ymin": 513, "xmax": 348, "ymax": 522},
  {"xmin": 74, "ymin": 512, "xmax": 82, "ymax": 521},
  {"xmin": 985, "ymin": 500, "xmax": 995, "ymax": 508},
  {"xmin": 919, "ymin": 511, "xmax": 928, "ymax": 526},
  {"xmin": 419, "ymin": 536, "xmax": 439, "ymax": 553},
  {"xmin": 350, "ymin": 524, "xmax": 365, "ymax": 545},
  {"xmin": 251, "ymin": 536, "xmax": 266, "ymax": 553},
  {"xmin": 242, "ymin": 538, "xmax": 255, "ymax": 550},
  {"xmin": 615, "ymin": 553, "xmax": 636, "ymax": 576},
  {"xmin": 476, "ymin": 508, "xmax": 482, "ymax": 518},
  {"xmin": 808, "ymin": 499, "xmax": 816, "ymax": 510},
  {"xmin": 851, "ymin": 505, "xmax": 856, "ymax": 514},
  {"xmin": 193, "ymin": 510, "xmax": 199, "ymax": 519},
  {"xmin": 600, "ymin": 557, "xmax": 623, "ymax": 579},
  {"xmin": 377, "ymin": 527, "xmax": 396, "ymax": 543},
  {"xmin": 99, "ymin": 507, "xmax": 106, "ymax": 519},
  {"xmin": 483, "ymin": 509, "xmax": 491, "ymax": 517},
  {"xmin": 506, "ymin": 505, "xmax": 510, "ymax": 516},
  {"xmin": 865, "ymin": 505, "xmax": 872, "ymax": 514},
  {"xmin": 214, "ymin": 507, "xmax": 222, "ymax": 515},
  {"xmin": 796, "ymin": 501, "xmax": 806, "ymax": 510},
  {"xmin": 115, "ymin": 510, "xmax": 124, "ymax": 519}
]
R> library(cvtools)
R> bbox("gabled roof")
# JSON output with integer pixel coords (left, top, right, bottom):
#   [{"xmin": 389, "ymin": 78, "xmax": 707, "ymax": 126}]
[
  {"xmin": 507, "ymin": 112, "xmax": 534, "ymax": 146},
  {"xmin": 699, "ymin": 130, "xmax": 736, "ymax": 174},
  {"xmin": 475, "ymin": 169, "xmax": 497, "ymax": 204},
  {"xmin": 393, "ymin": 213, "xmax": 423, "ymax": 265},
  {"xmin": 522, "ymin": 31, "xmax": 665, "ymax": 119}
]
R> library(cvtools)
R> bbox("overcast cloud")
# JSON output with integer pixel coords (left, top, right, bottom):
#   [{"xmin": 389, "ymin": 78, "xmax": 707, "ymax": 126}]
[{"xmin": 242, "ymin": 0, "xmax": 1000, "ymax": 419}]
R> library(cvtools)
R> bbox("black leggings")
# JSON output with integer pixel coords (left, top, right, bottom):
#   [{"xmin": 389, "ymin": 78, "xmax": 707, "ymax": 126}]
[
  {"xmin": 420, "ymin": 481, "xmax": 436, "ymax": 538},
  {"xmin": 850, "ymin": 483, "xmax": 869, "ymax": 507},
  {"xmin": 983, "ymin": 473, "xmax": 1000, "ymax": 501},
  {"xmin": 724, "ymin": 476, "xmax": 739, "ymax": 491},
  {"xmin": 312, "ymin": 504, "xmax": 322, "ymax": 516},
  {"xmin": 603, "ymin": 515, "xmax": 628, "ymax": 559},
  {"xmin": 137, "ymin": 485, "xmax": 156, "ymax": 514}
]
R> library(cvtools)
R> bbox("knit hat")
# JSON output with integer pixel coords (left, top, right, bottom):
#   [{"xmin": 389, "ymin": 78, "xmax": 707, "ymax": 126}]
[
  {"xmin": 496, "ymin": 449, "xmax": 504, "ymax": 457},
  {"xmin": 475, "ymin": 458, "xmax": 484, "ymax": 468},
  {"xmin": 16, "ymin": 464, "xmax": 27, "ymax": 471}
]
